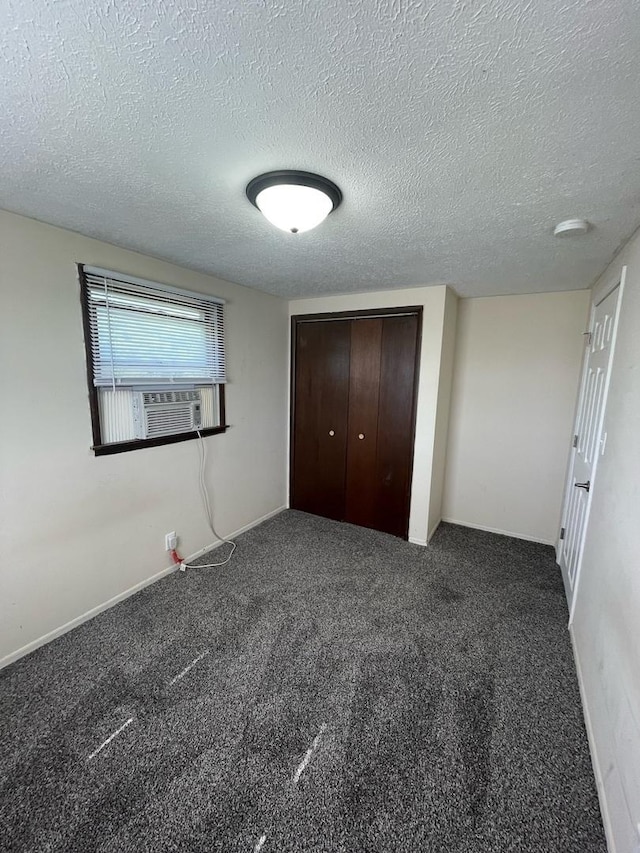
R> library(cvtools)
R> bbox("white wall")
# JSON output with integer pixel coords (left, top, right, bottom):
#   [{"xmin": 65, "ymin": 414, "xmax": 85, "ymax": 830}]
[
  {"xmin": 428, "ymin": 286, "xmax": 458, "ymax": 540},
  {"xmin": 571, "ymin": 228, "xmax": 640, "ymax": 853},
  {"xmin": 442, "ymin": 290, "xmax": 590, "ymax": 544},
  {"xmin": 0, "ymin": 210, "xmax": 289, "ymax": 666},
  {"xmin": 288, "ymin": 285, "xmax": 458, "ymax": 545}
]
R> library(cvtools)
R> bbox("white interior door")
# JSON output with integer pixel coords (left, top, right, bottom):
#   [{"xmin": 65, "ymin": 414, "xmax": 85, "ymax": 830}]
[{"xmin": 558, "ymin": 275, "xmax": 624, "ymax": 620}]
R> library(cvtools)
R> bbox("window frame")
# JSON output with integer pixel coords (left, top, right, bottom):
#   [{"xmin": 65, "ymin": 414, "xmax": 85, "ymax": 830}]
[{"xmin": 78, "ymin": 263, "xmax": 228, "ymax": 456}]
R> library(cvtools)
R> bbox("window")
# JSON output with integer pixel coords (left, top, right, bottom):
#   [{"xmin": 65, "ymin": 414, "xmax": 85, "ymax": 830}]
[{"xmin": 79, "ymin": 264, "xmax": 227, "ymax": 455}]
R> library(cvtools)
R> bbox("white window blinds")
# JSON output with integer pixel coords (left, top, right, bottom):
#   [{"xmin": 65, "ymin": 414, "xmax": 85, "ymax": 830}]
[{"xmin": 82, "ymin": 266, "xmax": 226, "ymax": 388}]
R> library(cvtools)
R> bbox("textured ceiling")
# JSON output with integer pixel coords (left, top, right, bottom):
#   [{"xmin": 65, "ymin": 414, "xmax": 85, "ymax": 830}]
[{"xmin": 2, "ymin": 0, "xmax": 640, "ymax": 298}]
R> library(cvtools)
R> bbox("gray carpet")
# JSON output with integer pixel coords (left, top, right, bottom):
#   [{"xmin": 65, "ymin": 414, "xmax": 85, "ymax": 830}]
[{"xmin": 0, "ymin": 511, "xmax": 606, "ymax": 852}]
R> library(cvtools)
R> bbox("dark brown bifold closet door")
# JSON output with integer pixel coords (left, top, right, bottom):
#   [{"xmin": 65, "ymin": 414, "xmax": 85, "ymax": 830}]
[
  {"xmin": 291, "ymin": 320, "xmax": 351, "ymax": 520},
  {"xmin": 342, "ymin": 318, "xmax": 383, "ymax": 530},
  {"xmin": 291, "ymin": 309, "xmax": 420, "ymax": 539},
  {"xmin": 375, "ymin": 312, "xmax": 420, "ymax": 537},
  {"xmin": 345, "ymin": 313, "xmax": 419, "ymax": 538}
]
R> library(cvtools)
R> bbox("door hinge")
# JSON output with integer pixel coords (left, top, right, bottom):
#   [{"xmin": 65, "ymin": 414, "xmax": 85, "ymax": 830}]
[
  {"xmin": 573, "ymin": 434, "xmax": 579, "ymax": 448},
  {"xmin": 583, "ymin": 330, "xmax": 592, "ymax": 345},
  {"xmin": 560, "ymin": 527, "xmax": 565, "ymax": 540}
]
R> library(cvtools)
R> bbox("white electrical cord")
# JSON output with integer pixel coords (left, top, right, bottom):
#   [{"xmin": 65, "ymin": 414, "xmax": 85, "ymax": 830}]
[{"xmin": 181, "ymin": 430, "xmax": 236, "ymax": 569}]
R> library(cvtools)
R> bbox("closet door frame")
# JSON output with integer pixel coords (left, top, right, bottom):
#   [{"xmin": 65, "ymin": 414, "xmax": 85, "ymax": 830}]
[{"xmin": 290, "ymin": 306, "xmax": 423, "ymax": 537}]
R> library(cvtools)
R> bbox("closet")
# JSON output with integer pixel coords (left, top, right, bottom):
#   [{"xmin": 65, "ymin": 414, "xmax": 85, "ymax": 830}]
[{"xmin": 290, "ymin": 307, "xmax": 421, "ymax": 539}]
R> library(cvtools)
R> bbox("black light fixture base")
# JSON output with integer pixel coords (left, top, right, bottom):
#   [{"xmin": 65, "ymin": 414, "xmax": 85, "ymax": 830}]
[{"xmin": 246, "ymin": 170, "xmax": 343, "ymax": 212}]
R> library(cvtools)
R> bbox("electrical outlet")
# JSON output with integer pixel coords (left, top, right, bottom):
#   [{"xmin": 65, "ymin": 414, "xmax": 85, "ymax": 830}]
[{"xmin": 165, "ymin": 531, "xmax": 177, "ymax": 551}]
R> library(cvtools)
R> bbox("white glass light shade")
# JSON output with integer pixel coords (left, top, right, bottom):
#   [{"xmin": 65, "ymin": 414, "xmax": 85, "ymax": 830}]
[{"xmin": 255, "ymin": 184, "xmax": 334, "ymax": 234}]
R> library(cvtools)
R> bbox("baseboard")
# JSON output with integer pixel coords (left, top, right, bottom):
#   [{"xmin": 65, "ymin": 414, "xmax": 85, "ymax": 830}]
[
  {"xmin": 427, "ymin": 518, "xmax": 442, "ymax": 542},
  {"xmin": 408, "ymin": 518, "xmax": 442, "ymax": 547},
  {"xmin": 0, "ymin": 505, "xmax": 287, "ymax": 672},
  {"xmin": 440, "ymin": 517, "xmax": 555, "ymax": 546},
  {"xmin": 570, "ymin": 627, "xmax": 615, "ymax": 852},
  {"xmin": 0, "ymin": 563, "xmax": 178, "ymax": 671},
  {"xmin": 181, "ymin": 505, "xmax": 287, "ymax": 563}
]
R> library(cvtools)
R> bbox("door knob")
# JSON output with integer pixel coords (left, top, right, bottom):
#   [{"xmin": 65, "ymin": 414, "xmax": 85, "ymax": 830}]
[
  {"xmin": 328, "ymin": 430, "xmax": 335, "ymax": 436},
  {"xmin": 358, "ymin": 433, "xmax": 365, "ymax": 440},
  {"xmin": 574, "ymin": 480, "xmax": 591, "ymax": 492}
]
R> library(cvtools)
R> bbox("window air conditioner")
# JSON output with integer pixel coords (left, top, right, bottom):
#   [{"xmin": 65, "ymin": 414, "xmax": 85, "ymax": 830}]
[{"xmin": 132, "ymin": 390, "xmax": 202, "ymax": 439}]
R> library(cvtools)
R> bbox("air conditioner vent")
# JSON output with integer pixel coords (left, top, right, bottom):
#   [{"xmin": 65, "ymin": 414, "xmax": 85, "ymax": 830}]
[
  {"xmin": 133, "ymin": 389, "xmax": 202, "ymax": 439},
  {"xmin": 141, "ymin": 390, "xmax": 201, "ymax": 406}
]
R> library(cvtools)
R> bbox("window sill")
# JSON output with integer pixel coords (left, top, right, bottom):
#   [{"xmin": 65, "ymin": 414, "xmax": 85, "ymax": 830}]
[{"xmin": 92, "ymin": 425, "xmax": 229, "ymax": 456}]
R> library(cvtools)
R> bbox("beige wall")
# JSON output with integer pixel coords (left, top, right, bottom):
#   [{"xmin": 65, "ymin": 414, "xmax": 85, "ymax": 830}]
[
  {"xmin": 442, "ymin": 290, "xmax": 590, "ymax": 544},
  {"xmin": 427, "ymin": 286, "xmax": 458, "ymax": 539},
  {"xmin": 0, "ymin": 210, "xmax": 289, "ymax": 666},
  {"xmin": 571, "ymin": 228, "xmax": 640, "ymax": 852},
  {"xmin": 288, "ymin": 286, "xmax": 458, "ymax": 544}
]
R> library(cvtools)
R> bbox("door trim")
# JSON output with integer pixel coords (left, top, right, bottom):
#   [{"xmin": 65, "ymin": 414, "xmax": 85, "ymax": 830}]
[
  {"xmin": 293, "ymin": 306, "xmax": 424, "ymax": 323},
  {"xmin": 289, "ymin": 306, "xmax": 423, "ymax": 537}
]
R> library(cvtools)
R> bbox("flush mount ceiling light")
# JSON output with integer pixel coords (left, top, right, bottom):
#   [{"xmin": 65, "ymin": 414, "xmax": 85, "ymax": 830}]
[
  {"xmin": 553, "ymin": 218, "xmax": 591, "ymax": 237},
  {"xmin": 246, "ymin": 170, "xmax": 342, "ymax": 234}
]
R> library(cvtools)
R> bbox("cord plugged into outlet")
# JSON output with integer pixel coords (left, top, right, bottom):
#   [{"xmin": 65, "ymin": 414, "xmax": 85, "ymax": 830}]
[
  {"xmin": 165, "ymin": 533, "xmax": 186, "ymax": 572},
  {"xmin": 165, "ymin": 431, "xmax": 236, "ymax": 574}
]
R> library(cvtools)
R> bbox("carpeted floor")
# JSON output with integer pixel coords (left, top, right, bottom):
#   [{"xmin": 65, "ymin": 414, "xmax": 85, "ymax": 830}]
[{"xmin": 0, "ymin": 511, "xmax": 606, "ymax": 852}]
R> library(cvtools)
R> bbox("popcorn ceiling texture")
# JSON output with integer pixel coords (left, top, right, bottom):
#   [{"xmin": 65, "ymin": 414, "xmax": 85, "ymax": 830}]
[{"xmin": 1, "ymin": 0, "xmax": 639, "ymax": 297}]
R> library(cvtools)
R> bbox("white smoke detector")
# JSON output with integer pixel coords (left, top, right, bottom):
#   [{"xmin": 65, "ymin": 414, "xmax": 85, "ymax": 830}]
[{"xmin": 553, "ymin": 218, "xmax": 591, "ymax": 237}]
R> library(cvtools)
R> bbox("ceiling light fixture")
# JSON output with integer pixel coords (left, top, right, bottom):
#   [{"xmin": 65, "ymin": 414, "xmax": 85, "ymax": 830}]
[
  {"xmin": 246, "ymin": 170, "xmax": 342, "ymax": 234},
  {"xmin": 553, "ymin": 218, "xmax": 591, "ymax": 237}
]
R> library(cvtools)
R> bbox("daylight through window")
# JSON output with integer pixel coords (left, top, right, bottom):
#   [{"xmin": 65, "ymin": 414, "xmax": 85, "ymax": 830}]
[{"xmin": 79, "ymin": 265, "xmax": 227, "ymax": 454}]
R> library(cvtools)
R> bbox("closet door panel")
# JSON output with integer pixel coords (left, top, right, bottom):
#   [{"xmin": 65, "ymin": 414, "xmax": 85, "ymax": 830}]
[
  {"xmin": 374, "ymin": 314, "xmax": 420, "ymax": 538},
  {"xmin": 344, "ymin": 319, "xmax": 383, "ymax": 529},
  {"xmin": 291, "ymin": 320, "xmax": 350, "ymax": 520}
]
